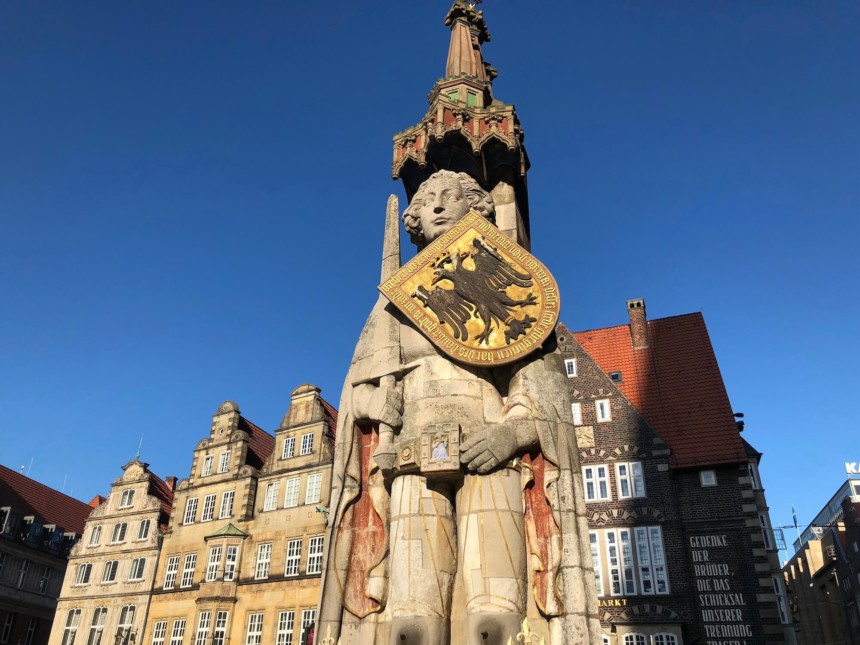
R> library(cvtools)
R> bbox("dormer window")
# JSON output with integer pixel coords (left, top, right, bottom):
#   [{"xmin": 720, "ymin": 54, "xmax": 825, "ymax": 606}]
[{"xmin": 119, "ymin": 490, "xmax": 135, "ymax": 509}]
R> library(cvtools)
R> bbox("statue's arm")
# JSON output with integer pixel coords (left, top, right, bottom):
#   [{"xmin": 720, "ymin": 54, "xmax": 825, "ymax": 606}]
[
  {"xmin": 351, "ymin": 381, "xmax": 403, "ymax": 430},
  {"xmin": 460, "ymin": 340, "xmax": 568, "ymax": 474}
]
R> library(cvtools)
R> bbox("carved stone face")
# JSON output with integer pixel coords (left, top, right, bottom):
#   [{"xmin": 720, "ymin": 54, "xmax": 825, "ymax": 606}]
[{"xmin": 414, "ymin": 175, "xmax": 471, "ymax": 244}]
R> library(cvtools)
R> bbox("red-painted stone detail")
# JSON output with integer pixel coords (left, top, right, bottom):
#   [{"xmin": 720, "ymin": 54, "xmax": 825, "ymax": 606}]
[
  {"xmin": 522, "ymin": 451, "xmax": 562, "ymax": 615},
  {"xmin": 340, "ymin": 424, "xmax": 385, "ymax": 617}
]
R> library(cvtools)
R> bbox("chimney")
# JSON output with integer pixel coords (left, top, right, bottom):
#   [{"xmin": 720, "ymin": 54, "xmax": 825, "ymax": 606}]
[
  {"xmin": 627, "ymin": 298, "xmax": 649, "ymax": 349},
  {"xmin": 165, "ymin": 477, "xmax": 177, "ymax": 491}
]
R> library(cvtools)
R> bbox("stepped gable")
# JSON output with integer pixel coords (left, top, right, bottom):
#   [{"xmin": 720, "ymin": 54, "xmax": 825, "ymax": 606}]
[
  {"xmin": 238, "ymin": 415, "xmax": 275, "ymax": 470},
  {"xmin": 569, "ymin": 312, "xmax": 747, "ymax": 468},
  {"xmin": 0, "ymin": 463, "xmax": 93, "ymax": 534}
]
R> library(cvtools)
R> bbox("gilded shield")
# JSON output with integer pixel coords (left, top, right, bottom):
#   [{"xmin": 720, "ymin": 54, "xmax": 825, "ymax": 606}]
[{"xmin": 379, "ymin": 211, "xmax": 560, "ymax": 366}]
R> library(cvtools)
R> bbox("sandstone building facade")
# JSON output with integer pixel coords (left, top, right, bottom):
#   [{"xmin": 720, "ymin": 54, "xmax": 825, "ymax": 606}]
[
  {"xmin": 48, "ymin": 459, "xmax": 174, "ymax": 645},
  {"xmin": 141, "ymin": 384, "xmax": 335, "ymax": 645}
]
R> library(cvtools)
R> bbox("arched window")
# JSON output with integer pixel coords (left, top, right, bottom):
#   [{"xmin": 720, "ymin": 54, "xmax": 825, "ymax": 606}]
[
  {"xmin": 623, "ymin": 634, "xmax": 647, "ymax": 645},
  {"xmin": 654, "ymin": 634, "xmax": 678, "ymax": 645},
  {"xmin": 602, "ymin": 637, "xmax": 611, "ymax": 645}
]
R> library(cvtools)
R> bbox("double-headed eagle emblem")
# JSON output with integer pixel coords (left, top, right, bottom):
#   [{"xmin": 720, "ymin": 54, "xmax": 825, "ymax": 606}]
[
  {"xmin": 413, "ymin": 238, "xmax": 538, "ymax": 346},
  {"xmin": 379, "ymin": 211, "xmax": 560, "ymax": 367}
]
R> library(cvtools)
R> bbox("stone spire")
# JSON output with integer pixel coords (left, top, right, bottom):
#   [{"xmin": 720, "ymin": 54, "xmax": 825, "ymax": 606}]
[{"xmin": 392, "ymin": 1, "xmax": 532, "ymax": 249}]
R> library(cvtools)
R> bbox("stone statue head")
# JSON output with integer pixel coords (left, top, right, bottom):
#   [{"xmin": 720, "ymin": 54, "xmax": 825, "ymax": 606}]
[{"xmin": 403, "ymin": 170, "xmax": 495, "ymax": 248}]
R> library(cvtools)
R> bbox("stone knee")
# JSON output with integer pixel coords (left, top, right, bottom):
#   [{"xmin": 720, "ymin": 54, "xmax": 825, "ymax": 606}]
[
  {"xmin": 465, "ymin": 612, "xmax": 524, "ymax": 645},
  {"xmin": 389, "ymin": 616, "xmax": 448, "ymax": 645}
]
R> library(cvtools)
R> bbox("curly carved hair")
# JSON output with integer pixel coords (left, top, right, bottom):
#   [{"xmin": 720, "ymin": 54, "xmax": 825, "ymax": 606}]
[{"xmin": 403, "ymin": 170, "xmax": 495, "ymax": 248}]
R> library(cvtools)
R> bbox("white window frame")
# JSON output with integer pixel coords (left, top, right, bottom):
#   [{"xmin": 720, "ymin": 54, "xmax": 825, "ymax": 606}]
[
  {"xmin": 616, "ymin": 462, "xmax": 646, "ymax": 499},
  {"xmin": 87, "ymin": 608, "xmax": 107, "ymax": 645},
  {"xmin": 255, "ymin": 543, "xmax": 272, "ymax": 580},
  {"xmin": 219, "ymin": 491, "xmax": 235, "ymax": 519},
  {"xmin": 180, "ymin": 553, "xmax": 197, "ymax": 588},
  {"xmin": 264, "ymin": 482, "xmax": 280, "ymax": 512},
  {"xmin": 300, "ymin": 610, "xmax": 316, "ymax": 645},
  {"xmin": 163, "ymin": 555, "xmax": 180, "ymax": 590},
  {"xmin": 305, "ymin": 472, "xmax": 322, "ymax": 505},
  {"xmin": 595, "ymin": 399, "xmax": 611, "ymax": 422},
  {"xmin": 605, "ymin": 528, "xmax": 636, "ymax": 596},
  {"xmin": 284, "ymin": 478, "xmax": 300, "ymax": 508},
  {"xmin": 759, "ymin": 512, "xmax": 774, "ymax": 550},
  {"xmin": 564, "ymin": 358, "xmax": 577, "ymax": 377},
  {"xmin": 183, "ymin": 497, "xmax": 199, "ymax": 524},
  {"xmin": 654, "ymin": 634, "xmax": 678, "ymax": 645},
  {"xmin": 88, "ymin": 525, "xmax": 102, "ymax": 547},
  {"xmin": 129, "ymin": 557, "xmax": 146, "ymax": 581},
  {"xmin": 307, "ymin": 536, "xmax": 324, "ymax": 574},
  {"xmin": 300, "ymin": 432, "xmax": 314, "ymax": 456},
  {"xmin": 151, "ymin": 621, "xmax": 168, "ymax": 645},
  {"xmin": 101, "ymin": 560, "xmax": 119, "ymax": 584},
  {"xmin": 623, "ymin": 635, "xmax": 647, "ymax": 645},
  {"xmin": 285, "ymin": 539, "xmax": 302, "ymax": 577},
  {"xmin": 206, "ymin": 546, "xmax": 223, "ymax": 582},
  {"xmin": 276, "ymin": 611, "xmax": 294, "ymax": 645},
  {"xmin": 245, "ymin": 613, "xmax": 263, "ymax": 645},
  {"xmin": 589, "ymin": 531, "xmax": 603, "ymax": 596},
  {"xmin": 117, "ymin": 605, "xmax": 135, "ymax": 633},
  {"xmin": 201, "ymin": 455, "xmax": 213, "ymax": 477},
  {"xmin": 634, "ymin": 526, "xmax": 669, "ymax": 595},
  {"xmin": 212, "ymin": 611, "xmax": 228, "ymax": 645},
  {"xmin": 169, "ymin": 619, "xmax": 186, "ymax": 645},
  {"xmin": 137, "ymin": 519, "xmax": 152, "ymax": 541},
  {"xmin": 700, "ymin": 470, "xmax": 717, "ymax": 487},
  {"xmin": 773, "ymin": 575, "xmax": 789, "ymax": 624},
  {"xmin": 119, "ymin": 489, "xmax": 135, "ymax": 508},
  {"xmin": 110, "ymin": 522, "xmax": 128, "ymax": 544},
  {"xmin": 571, "ymin": 402, "xmax": 582, "ymax": 425},
  {"xmin": 201, "ymin": 494, "xmax": 216, "ymax": 522},
  {"xmin": 583, "ymin": 465, "xmax": 611, "ymax": 502},
  {"xmin": 61, "ymin": 609, "xmax": 81, "ymax": 645},
  {"xmin": 218, "ymin": 451, "xmax": 231, "ymax": 473},
  {"xmin": 224, "ymin": 545, "xmax": 238, "ymax": 582},
  {"xmin": 282, "ymin": 437, "xmax": 295, "ymax": 460},
  {"xmin": 75, "ymin": 563, "xmax": 92, "ymax": 586},
  {"xmin": 748, "ymin": 461, "xmax": 762, "ymax": 490},
  {"xmin": 194, "ymin": 612, "xmax": 211, "ymax": 645}
]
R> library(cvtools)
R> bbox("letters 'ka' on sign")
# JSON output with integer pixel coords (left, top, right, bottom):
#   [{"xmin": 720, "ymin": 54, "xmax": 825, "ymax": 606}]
[{"xmin": 379, "ymin": 211, "xmax": 560, "ymax": 366}]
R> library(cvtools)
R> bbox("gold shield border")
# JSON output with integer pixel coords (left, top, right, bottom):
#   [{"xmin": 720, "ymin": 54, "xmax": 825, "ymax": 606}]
[{"xmin": 378, "ymin": 211, "xmax": 561, "ymax": 367}]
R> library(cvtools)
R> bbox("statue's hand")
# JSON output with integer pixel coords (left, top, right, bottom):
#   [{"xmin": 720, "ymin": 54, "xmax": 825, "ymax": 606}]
[
  {"xmin": 352, "ymin": 382, "xmax": 403, "ymax": 429},
  {"xmin": 460, "ymin": 426, "xmax": 519, "ymax": 475}
]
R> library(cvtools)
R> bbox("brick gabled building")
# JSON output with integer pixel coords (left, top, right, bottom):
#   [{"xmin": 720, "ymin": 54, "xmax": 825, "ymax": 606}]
[
  {"xmin": 0, "ymin": 464, "xmax": 94, "ymax": 645},
  {"xmin": 557, "ymin": 299, "xmax": 793, "ymax": 645}
]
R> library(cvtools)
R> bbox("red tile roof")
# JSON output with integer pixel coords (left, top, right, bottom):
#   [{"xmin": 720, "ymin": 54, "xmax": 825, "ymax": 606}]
[
  {"xmin": 320, "ymin": 397, "xmax": 339, "ymax": 437},
  {"xmin": 239, "ymin": 416, "xmax": 276, "ymax": 470},
  {"xmin": 0, "ymin": 464, "xmax": 93, "ymax": 534},
  {"xmin": 147, "ymin": 471, "xmax": 175, "ymax": 532},
  {"xmin": 569, "ymin": 313, "xmax": 748, "ymax": 469}
]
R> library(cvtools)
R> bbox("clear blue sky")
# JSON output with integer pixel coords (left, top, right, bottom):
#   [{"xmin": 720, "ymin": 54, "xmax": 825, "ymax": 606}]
[{"xmin": 1, "ymin": 1, "xmax": 857, "ymax": 550}]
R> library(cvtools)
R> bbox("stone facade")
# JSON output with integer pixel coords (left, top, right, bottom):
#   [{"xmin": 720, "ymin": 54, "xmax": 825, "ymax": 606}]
[
  {"xmin": 0, "ymin": 464, "xmax": 93, "ymax": 645},
  {"xmin": 48, "ymin": 460, "xmax": 174, "ymax": 645},
  {"xmin": 784, "ymin": 483, "xmax": 860, "ymax": 644},
  {"xmin": 141, "ymin": 385, "xmax": 334, "ymax": 645},
  {"xmin": 557, "ymin": 300, "xmax": 794, "ymax": 645}
]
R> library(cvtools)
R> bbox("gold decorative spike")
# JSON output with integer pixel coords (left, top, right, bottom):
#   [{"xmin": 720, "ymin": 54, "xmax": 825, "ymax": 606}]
[{"xmin": 512, "ymin": 617, "xmax": 546, "ymax": 645}]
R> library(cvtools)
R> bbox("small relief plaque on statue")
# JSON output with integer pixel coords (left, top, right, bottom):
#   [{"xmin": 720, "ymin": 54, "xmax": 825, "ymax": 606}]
[{"xmin": 420, "ymin": 424, "xmax": 461, "ymax": 479}]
